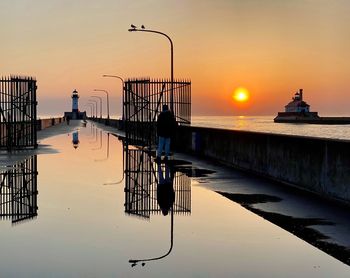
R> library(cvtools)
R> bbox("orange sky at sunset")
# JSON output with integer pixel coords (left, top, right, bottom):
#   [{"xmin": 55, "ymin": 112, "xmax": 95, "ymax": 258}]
[{"xmin": 1, "ymin": 0, "xmax": 349, "ymax": 117}]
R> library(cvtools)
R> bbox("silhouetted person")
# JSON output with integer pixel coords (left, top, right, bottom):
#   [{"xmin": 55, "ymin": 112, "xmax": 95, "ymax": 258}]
[
  {"xmin": 156, "ymin": 104, "xmax": 177, "ymax": 162},
  {"xmin": 66, "ymin": 116, "xmax": 70, "ymax": 125},
  {"xmin": 157, "ymin": 163, "xmax": 175, "ymax": 216}
]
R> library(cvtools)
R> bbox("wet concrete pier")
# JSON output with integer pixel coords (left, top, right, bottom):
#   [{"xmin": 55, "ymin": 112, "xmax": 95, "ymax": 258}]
[
  {"xmin": 1, "ymin": 120, "xmax": 349, "ymax": 277},
  {"xmin": 175, "ymin": 125, "xmax": 350, "ymax": 206}
]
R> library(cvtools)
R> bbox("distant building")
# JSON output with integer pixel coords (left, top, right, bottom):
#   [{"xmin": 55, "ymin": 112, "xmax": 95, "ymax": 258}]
[
  {"xmin": 275, "ymin": 88, "xmax": 350, "ymax": 124},
  {"xmin": 285, "ymin": 89, "xmax": 310, "ymax": 113},
  {"xmin": 274, "ymin": 89, "xmax": 319, "ymax": 123},
  {"xmin": 64, "ymin": 89, "xmax": 86, "ymax": 120}
]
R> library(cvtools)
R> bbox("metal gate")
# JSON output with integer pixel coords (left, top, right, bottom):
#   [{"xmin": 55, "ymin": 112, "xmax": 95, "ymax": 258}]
[
  {"xmin": 124, "ymin": 146, "xmax": 191, "ymax": 219},
  {"xmin": 0, "ymin": 156, "xmax": 38, "ymax": 223},
  {"xmin": 124, "ymin": 78, "xmax": 191, "ymax": 147},
  {"xmin": 0, "ymin": 76, "xmax": 37, "ymax": 150}
]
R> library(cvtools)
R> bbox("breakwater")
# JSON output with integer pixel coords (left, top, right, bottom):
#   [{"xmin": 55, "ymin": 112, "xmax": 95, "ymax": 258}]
[
  {"xmin": 87, "ymin": 118, "xmax": 124, "ymax": 129},
  {"xmin": 175, "ymin": 126, "xmax": 350, "ymax": 205},
  {"xmin": 86, "ymin": 118, "xmax": 350, "ymax": 205}
]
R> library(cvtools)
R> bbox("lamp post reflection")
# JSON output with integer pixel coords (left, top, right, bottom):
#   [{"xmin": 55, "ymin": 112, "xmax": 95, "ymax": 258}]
[
  {"xmin": 89, "ymin": 125, "xmax": 98, "ymax": 144},
  {"xmin": 95, "ymin": 133, "xmax": 110, "ymax": 162},
  {"xmin": 92, "ymin": 130, "xmax": 103, "ymax": 150},
  {"xmin": 103, "ymin": 133, "xmax": 125, "ymax": 185}
]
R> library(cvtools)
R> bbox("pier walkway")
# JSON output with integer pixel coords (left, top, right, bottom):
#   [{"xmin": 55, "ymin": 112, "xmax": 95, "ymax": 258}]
[
  {"xmin": 89, "ymin": 120, "xmax": 350, "ymax": 266},
  {"xmin": 1, "ymin": 120, "xmax": 349, "ymax": 269}
]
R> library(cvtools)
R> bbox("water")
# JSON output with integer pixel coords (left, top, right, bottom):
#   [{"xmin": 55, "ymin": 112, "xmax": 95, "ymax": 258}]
[
  {"xmin": 0, "ymin": 121, "xmax": 349, "ymax": 277},
  {"xmin": 192, "ymin": 116, "xmax": 350, "ymax": 140}
]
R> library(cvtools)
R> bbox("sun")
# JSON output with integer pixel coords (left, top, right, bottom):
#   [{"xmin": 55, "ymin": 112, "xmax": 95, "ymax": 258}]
[{"xmin": 232, "ymin": 87, "xmax": 249, "ymax": 102}]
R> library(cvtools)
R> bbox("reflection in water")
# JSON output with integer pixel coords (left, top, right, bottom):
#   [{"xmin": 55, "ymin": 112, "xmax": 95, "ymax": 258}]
[
  {"xmin": 92, "ymin": 130, "xmax": 102, "ymax": 150},
  {"xmin": 217, "ymin": 192, "xmax": 350, "ymax": 266},
  {"xmin": 103, "ymin": 134, "xmax": 125, "ymax": 185},
  {"xmin": 89, "ymin": 125, "xmax": 98, "ymax": 144},
  {"xmin": 0, "ymin": 156, "xmax": 38, "ymax": 224},
  {"xmin": 157, "ymin": 163, "xmax": 175, "ymax": 216},
  {"xmin": 72, "ymin": 131, "xmax": 80, "ymax": 149},
  {"xmin": 95, "ymin": 133, "xmax": 110, "ymax": 162},
  {"xmin": 124, "ymin": 146, "xmax": 191, "ymax": 266},
  {"xmin": 124, "ymin": 147, "xmax": 191, "ymax": 218}
]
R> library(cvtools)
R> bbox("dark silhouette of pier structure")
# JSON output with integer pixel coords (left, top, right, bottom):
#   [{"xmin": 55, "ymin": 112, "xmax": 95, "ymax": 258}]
[
  {"xmin": 0, "ymin": 156, "xmax": 38, "ymax": 223},
  {"xmin": 0, "ymin": 76, "xmax": 37, "ymax": 150},
  {"xmin": 124, "ymin": 78, "xmax": 191, "ymax": 147}
]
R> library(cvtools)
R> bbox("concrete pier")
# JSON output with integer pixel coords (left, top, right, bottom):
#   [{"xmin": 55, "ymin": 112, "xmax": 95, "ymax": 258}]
[
  {"xmin": 87, "ymin": 118, "xmax": 350, "ymax": 206},
  {"xmin": 175, "ymin": 126, "xmax": 350, "ymax": 206}
]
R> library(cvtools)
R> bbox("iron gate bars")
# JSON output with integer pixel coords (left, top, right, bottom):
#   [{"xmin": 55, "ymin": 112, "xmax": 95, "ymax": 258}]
[
  {"xmin": 0, "ymin": 155, "xmax": 38, "ymax": 223},
  {"xmin": 124, "ymin": 146, "xmax": 191, "ymax": 219},
  {"xmin": 0, "ymin": 76, "xmax": 37, "ymax": 150},
  {"xmin": 124, "ymin": 78, "xmax": 191, "ymax": 147}
]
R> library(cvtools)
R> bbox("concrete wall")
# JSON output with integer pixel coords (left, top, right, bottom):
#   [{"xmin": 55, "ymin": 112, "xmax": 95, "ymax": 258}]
[
  {"xmin": 37, "ymin": 117, "xmax": 65, "ymax": 131},
  {"xmin": 175, "ymin": 126, "xmax": 350, "ymax": 205},
  {"xmin": 88, "ymin": 118, "xmax": 124, "ymax": 130}
]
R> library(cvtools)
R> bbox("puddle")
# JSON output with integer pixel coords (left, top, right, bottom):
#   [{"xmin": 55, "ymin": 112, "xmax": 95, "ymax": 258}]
[{"xmin": 217, "ymin": 191, "xmax": 350, "ymax": 266}]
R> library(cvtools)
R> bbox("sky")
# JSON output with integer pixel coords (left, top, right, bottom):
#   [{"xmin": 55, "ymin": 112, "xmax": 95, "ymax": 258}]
[{"xmin": 1, "ymin": 0, "xmax": 349, "ymax": 117}]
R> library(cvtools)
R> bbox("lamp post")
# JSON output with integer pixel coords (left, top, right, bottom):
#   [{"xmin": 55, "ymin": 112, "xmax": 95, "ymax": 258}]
[
  {"xmin": 88, "ymin": 100, "xmax": 98, "ymax": 118},
  {"xmin": 86, "ymin": 103, "xmax": 95, "ymax": 118},
  {"xmin": 102, "ymin": 75, "xmax": 124, "ymax": 120},
  {"xmin": 85, "ymin": 104, "xmax": 93, "ymax": 118},
  {"xmin": 94, "ymin": 89, "xmax": 110, "ymax": 120},
  {"xmin": 91, "ymin": 95, "xmax": 103, "ymax": 119},
  {"xmin": 128, "ymin": 24, "xmax": 174, "ymax": 112}
]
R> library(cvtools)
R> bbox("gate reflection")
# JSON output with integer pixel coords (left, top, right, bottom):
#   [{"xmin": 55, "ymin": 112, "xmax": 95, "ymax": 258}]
[
  {"xmin": 124, "ymin": 146, "xmax": 191, "ymax": 219},
  {"xmin": 0, "ymin": 155, "xmax": 38, "ymax": 224},
  {"xmin": 124, "ymin": 145, "xmax": 191, "ymax": 266}
]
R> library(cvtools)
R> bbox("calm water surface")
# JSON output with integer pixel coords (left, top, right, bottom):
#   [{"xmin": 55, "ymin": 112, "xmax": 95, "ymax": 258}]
[
  {"xmin": 192, "ymin": 116, "xmax": 350, "ymax": 140},
  {"xmin": 0, "ymin": 122, "xmax": 349, "ymax": 277}
]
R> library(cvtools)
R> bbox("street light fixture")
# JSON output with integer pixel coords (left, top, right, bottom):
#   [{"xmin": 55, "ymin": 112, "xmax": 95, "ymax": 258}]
[
  {"xmin": 102, "ymin": 75, "xmax": 124, "ymax": 120},
  {"xmin": 91, "ymin": 95, "xmax": 103, "ymax": 119},
  {"xmin": 94, "ymin": 89, "xmax": 110, "ymax": 120},
  {"xmin": 85, "ymin": 104, "xmax": 93, "ymax": 118},
  {"xmin": 128, "ymin": 24, "xmax": 174, "ymax": 112},
  {"xmin": 86, "ymin": 103, "xmax": 95, "ymax": 118},
  {"xmin": 88, "ymin": 99, "xmax": 98, "ymax": 118}
]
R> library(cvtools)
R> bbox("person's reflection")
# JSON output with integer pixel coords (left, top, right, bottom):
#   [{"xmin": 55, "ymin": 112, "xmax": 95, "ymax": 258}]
[
  {"xmin": 129, "ymin": 160, "xmax": 176, "ymax": 267},
  {"xmin": 157, "ymin": 163, "xmax": 175, "ymax": 216}
]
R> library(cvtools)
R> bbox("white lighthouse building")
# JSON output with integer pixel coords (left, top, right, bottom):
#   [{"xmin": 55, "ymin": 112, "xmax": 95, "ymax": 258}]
[
  {"xmin": 64, "ymin": 89, "xmax": 86, "ymax": 120},
  {"xmin": 72, "ymin": 89, "xmax": 79, "ymax": 112}
]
